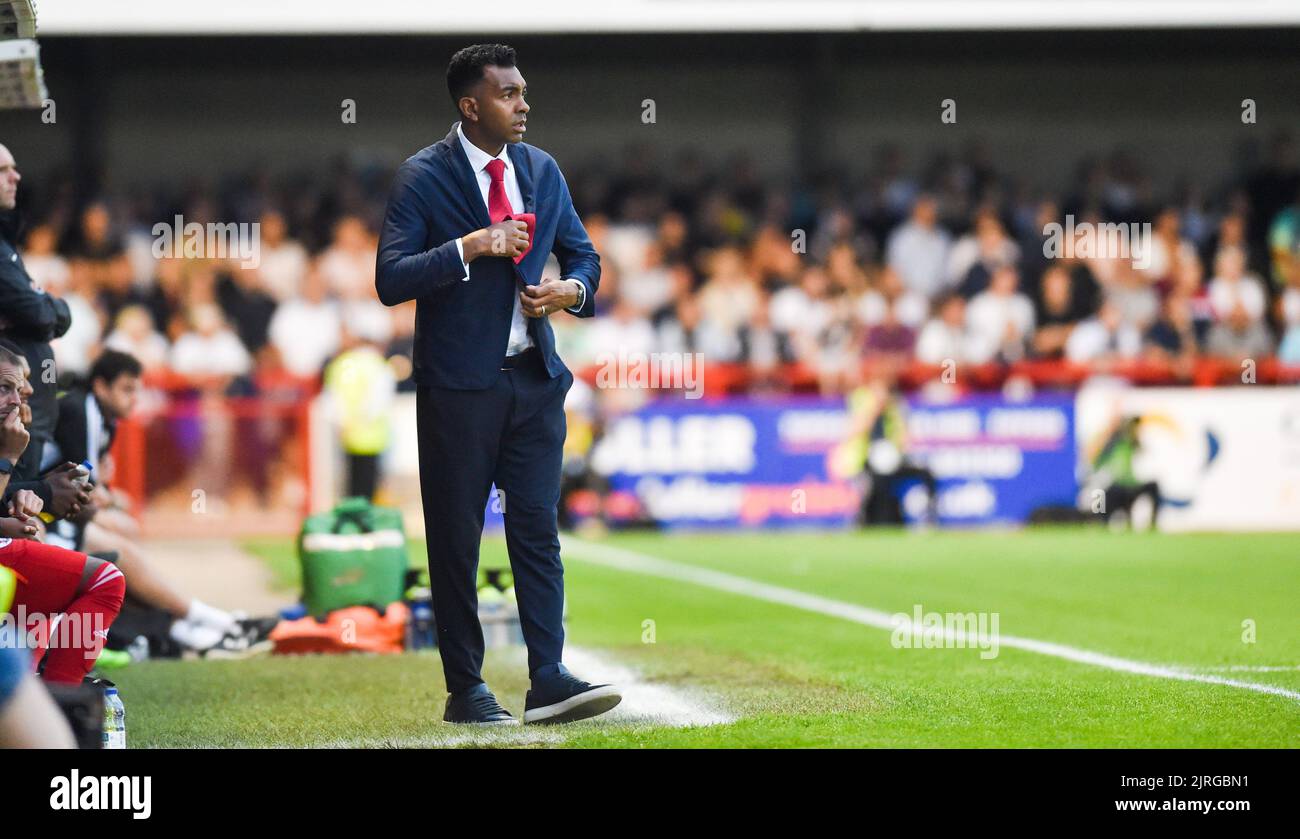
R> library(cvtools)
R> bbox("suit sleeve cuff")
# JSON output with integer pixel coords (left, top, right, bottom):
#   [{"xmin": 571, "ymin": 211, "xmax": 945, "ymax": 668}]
[{"xmin": 454, "ymin": 237, "xmax": 471, "ymax": 281}]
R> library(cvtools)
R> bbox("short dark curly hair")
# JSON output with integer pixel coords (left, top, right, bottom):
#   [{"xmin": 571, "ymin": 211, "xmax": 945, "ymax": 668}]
[
  {"xmin": 90, "ymin": 349, "xmax": 143, "ymax": 388},
  {"xmin": 447, "ymin": 44, "xmax": 517, "ymax": 106}
]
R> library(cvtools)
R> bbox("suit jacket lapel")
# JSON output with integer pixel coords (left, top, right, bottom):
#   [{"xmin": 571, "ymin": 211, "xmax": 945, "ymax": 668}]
[
  {"xmin": 441, "ymin": 122, "xmax": 492, "ymax": 229},
  {"xmin": 508, "ymin": 143, "xmax": 536, "ymax": 213}
]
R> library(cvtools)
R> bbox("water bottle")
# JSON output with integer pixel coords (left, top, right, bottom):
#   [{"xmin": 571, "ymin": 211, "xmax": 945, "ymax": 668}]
[
  {"xmin": 406, "ymin": 587, "xmax": 435, "ymax": 649},
  {"xmin": 38, "ymin": 461, "xmax": 95, "ymax": 525},
  {"xmin": 103, "ymin": 688, "xmax": 126, "ymax": 749},
  {"xmin": 72, "ymin": 460, "xmax": 94, "ymax": 487}
]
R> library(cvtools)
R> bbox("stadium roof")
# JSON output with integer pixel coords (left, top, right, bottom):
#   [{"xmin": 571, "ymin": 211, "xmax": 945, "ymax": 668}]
[{"xmin": 36, "ymin": 0, "xmax": 1300, "ymax": 35}]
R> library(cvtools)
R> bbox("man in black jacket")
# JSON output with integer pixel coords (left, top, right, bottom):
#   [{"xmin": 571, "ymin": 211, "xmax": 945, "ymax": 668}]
[
  {"xmin": 0, "ymin": 339, "xmax": 88, "ymax": 519},
  {"xmin": 42, "ymin": 349, "xmax": 144, "ymax": 547},
  {"xmin": 0, "ymin": 143, "xmax": 77, "ymax": 511}
]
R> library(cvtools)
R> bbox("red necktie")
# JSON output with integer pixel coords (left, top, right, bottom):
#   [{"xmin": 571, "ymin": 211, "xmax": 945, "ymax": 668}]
[
  {"xmin": 485, "ymin": 158, "xmax": 513, "ymax": 223},
  {"xmin": 485, "ymin": 158, "xmax": 534, "ymax": 264}
]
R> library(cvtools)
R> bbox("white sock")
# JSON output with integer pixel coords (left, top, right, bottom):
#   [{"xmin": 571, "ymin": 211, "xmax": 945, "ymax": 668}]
[
  {"xmin": 186, "ymin": 600, "xmax": 238, "ymax": 633},
  {"xmin": 170, "ymin": 619, "xmax": 225, "ymax": 651}
]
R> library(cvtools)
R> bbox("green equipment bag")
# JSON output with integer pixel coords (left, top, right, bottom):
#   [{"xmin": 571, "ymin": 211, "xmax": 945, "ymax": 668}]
[{"xmin": 298, "ymin": 497, "xmax": 408, "ymax": 616}]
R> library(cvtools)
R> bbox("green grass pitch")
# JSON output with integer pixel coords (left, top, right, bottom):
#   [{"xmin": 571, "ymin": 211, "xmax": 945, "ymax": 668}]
[{"xmin": 108, "ymin": 529, "xmax": 1299, "ymax": 748}]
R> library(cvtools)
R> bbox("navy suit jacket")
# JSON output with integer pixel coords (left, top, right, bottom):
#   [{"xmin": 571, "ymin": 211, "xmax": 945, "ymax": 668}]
[{"xmin": 376, "ymin": 122, "xmax": 600, "ymax": 390}]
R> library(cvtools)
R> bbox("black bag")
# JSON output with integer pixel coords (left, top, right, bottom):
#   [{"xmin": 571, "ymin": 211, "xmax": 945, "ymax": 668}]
[{"xmin": 105, "ymin": 593, "xmax": 184, "ymax": 659}]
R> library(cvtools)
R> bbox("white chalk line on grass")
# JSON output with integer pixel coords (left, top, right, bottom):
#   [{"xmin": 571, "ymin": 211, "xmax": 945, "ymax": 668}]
[
  {"xmin": 1177, "ymin": 665, "xmax": 1300, "ymax": 673},
  {"xmin": 297, "ymin": 645, "xmax": 730, "ymax": 748},
  {"xmin": 561, "ymin": 537, "xmax": 1300, "ymax": 705},
  {"xmin": 311, "ymin": 729, "xmax": 566, "ymax": 749},
  {"xmin": 564, "ymin": 646, "xmax": 733, "ymax": 727}
]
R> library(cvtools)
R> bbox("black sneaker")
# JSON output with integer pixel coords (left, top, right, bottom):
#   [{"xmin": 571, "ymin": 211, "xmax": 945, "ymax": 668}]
[
  {"xmin": 523, "ymin": 664, "xmax": 622, "ymax": 725},
  {"xmin": 237, "ymin": 616, "xmax": 280, "ymax": 643},
  {"xmin": 444, "ymin": 685, "xmax": 518, "ymax": 725},
  {"xmin": 202, "ymin": 617, "xmax": 277, "ymax": 660}
]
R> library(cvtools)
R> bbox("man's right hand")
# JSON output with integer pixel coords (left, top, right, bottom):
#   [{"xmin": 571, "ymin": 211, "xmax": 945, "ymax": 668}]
[
  {"xmin": 0, "ymin": 408, "xmax": 29, "ymax": 462},
  {"xmin": 44, "ymin": 462, "xmax": 91, "ymax": 519},
  {"xmin": 461, "ymin": 220, "xmax": 530, "ymax": 262},
  {"xmin": 8, "ymin": 488, "xmax": 42, "ymax": 520}
]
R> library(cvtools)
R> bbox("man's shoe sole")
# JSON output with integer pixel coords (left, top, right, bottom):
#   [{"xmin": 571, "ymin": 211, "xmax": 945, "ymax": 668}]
[
  {"xmin": 443, "ymin": 717, "xmax": 521, "ymax": 726},
  {"xmin": 523, "ymin": 685, "xmax": 622, "ymax": 725}
]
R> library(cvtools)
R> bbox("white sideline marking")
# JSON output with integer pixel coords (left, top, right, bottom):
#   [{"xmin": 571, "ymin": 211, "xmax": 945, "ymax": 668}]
[
  {"xmin": 564, "ymin": 646, "xmax": 733, "ymax": 727},
  {"xmin": 318, "ymin": 646, "xmax": 731, "ymax": 747},
  {"xmin": 562, "ymin": 537, "xmax": 1300, "ymax": 704},
  {"xmin": 1181, "ymin": 665, "xmax": 1300, "ymax": 673},
  {"xmin": 310, "ymin": 730, "xmax": 566, "ymax": 749}
]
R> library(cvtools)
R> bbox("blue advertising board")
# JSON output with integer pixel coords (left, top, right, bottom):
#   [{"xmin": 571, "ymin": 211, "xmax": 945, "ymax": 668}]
[{"xmin": 588, "ymin": 394, "xmax": 1077, "ymax": 529}]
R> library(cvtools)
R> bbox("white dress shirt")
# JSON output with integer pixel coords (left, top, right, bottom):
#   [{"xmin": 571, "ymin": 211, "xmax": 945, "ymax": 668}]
[{"xmin": 452, "ymin": 122, "xmax": 585, "ymax": 356}]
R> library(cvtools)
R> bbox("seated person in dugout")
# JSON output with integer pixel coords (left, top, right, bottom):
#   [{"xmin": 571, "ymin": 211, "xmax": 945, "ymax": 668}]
[
  {"xmin": 36, "ymin": 346, "xmax": 274, "ymax": 655},
  {"xmin": 0, "ymin": 342, "xmax": 125, "ymax": 684}
]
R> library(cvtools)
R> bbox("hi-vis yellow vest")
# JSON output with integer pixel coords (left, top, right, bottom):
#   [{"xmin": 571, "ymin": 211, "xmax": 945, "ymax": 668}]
[
  {"xmin": 827, "ymin": 386, "xmax": 904, "ymax": 481},
  {"xmin": 0, "ymin": 563, "xmax": 14, "ymax": 612},
  {"xmin": 324, "ymin": 347, "xmax": 396, "ymax": 455}
]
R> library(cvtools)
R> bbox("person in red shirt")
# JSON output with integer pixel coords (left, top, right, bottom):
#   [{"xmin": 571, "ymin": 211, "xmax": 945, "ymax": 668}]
[{"xmin": 0, "ymin": 343, "xmax": 124, "ymax": 684}]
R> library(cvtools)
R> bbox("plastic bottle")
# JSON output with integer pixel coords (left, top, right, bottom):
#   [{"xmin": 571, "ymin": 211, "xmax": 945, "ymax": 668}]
[
  {"xmin": 39, "ymin": 461, "xmax": 94, "ymax": 525},
  {"xmin": 72, "ymin": 460, "xmax": 93, "ymax": 487},
  {"xmin": 103, "ymin": 687, "xmax": 126, "ymax": 749},
  {"xmin": 406, "ymin": 587, "xmax": 435, "ymax": 649}
]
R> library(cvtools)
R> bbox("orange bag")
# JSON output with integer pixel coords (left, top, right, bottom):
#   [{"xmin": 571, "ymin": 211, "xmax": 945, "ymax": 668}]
[{"xmin": 269, "ymin": 602, "xmax": 409, "ymax": 655}]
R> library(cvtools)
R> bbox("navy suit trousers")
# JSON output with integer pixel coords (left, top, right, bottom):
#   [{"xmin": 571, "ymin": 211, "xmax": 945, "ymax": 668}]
[{"xmin": 416, "ymin": 349, "xmax": 573, "ymax": 694}]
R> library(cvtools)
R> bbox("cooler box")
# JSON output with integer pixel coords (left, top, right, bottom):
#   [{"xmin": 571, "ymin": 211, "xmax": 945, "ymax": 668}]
[{"xmin": 298, "ymin": 498, "xmax": 407, "ymax": 616}]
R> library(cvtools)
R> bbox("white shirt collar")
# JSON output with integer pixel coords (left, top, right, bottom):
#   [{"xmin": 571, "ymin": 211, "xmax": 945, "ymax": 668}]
[{"xmin": 456, "ymin": 121, "xmax": 511, "ymax": 177}]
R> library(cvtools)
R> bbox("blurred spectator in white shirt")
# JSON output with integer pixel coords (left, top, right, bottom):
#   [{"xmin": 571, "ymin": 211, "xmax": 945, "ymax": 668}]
[
  {"xmin": 589, "ymin": 298, "xmax": 659, "ymax": 359},
  {"xmin": 916, "ymin": 294, "xmax": 982, "ymax": 364},
  {"xmin": 771, "ymin": 265, "xmax": 832, "ymax": 357},
  {"xmin": 1106, "ymin": 261, "xmax": 1161, "ymax": 331},
  {"xmin": 340, "ymin": 296, "xmax": 394, "ymax": 347},
  {"xmin": 946, "ymin": 206, "xmax": 1019, "ymax": 291},
  {"xmin": 255, "ymin": 209, "xmax": 308, "ymax": 302},
  {"xmin": 170, "ymin": 304, "xmax": 251, "ymax": 377},
  {"xmin": 20, "ymin": 224, "xmax": 70, "ymax": 292},
  {"xmin": 966, "ymin": 264, "xmax": 1035, "ymax": 363},
  {"xmin": 1066, "ymin": 300, "xmax": 1141, "ymax": 363},
  {"xmin": 1140, "ymin": 207, "xmax": 1197, "ymax": 283},
  {"xmin": 1206, "ymin": 302, "xmax": 1274, "ymax": 363},
  {"xmin": 885, "ymin": 194, "xmax": 951, "ymax": 299},
  {"xmin": 618, "ymin": 241, "xmax": 678, "ymax": 317},
  {"xmin": 824, "ymin": 241, "xmax": 871, "ymax": 297},
  {"xmin": 105, "ymin": 305, "xmax": 170, "ymax": 372},
  {"xmin": 314, "ymin": 216, "xmax": 391, "ymax": 346},
  {"xmin": 601, "ymin": 222, "xmax": 654, "ymax": 283},
  {"xmin": 857, "ymin": 266, "xmax": 928, "ymax": 330},
  {"xmin": 317, "ymin": 215, "xmax": 375, "ymax": 301},
  {"xmin": 26, "ymin": 225, "xmax": 103, "ymax": 377},
  {"xmin": 657, "ymin": 294, "xmax": 741, "ymax": 361},
  {"xmin": 741, "ymin": 295, "xmax": 792, "ymax": 389},
  {"xmin": 269, "ymin": 265, "xmax": 342, "ymax": 378},
  {"xmin": 1207, "ymin": 246, "xmax": 1267, "ymax": 322},
  {"xmin": 697, "ymin": 245, "xmax": 759, "ymax": 340}
]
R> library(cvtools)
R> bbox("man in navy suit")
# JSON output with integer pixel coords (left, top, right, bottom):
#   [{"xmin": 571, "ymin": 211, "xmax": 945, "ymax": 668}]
[{"xmin": 377, "ymin": 44, "xmax": 620, "ymax": 725}]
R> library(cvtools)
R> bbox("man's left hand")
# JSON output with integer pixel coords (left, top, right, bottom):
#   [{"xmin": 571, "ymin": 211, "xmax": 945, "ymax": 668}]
[
  {"xmin": 520, "ymin": 279, "xmax": 581, "ymax": 318},
  {"xmin": 0, "ymin": 516, "xmax": 38, "ymax": 540}
]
